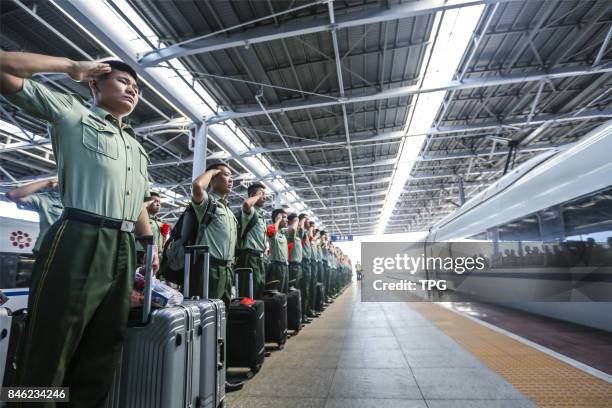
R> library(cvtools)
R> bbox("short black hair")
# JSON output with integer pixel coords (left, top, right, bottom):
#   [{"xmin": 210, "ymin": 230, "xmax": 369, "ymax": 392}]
[
  {"xmin": 287, "ymin": 213, "xmax": 298, "ymax": 222},
  {"xmin": 309, "ymin": 221, "xmax": 315, "ymax": 227},
  {"xmin": 320, "ymin": 230, "xmax": 327, "ymax": 236},
  {"xmin": 247, "ymin": 182, "xmax": 265, "ymax": 197},
  {"xmin": 298, "ymin": 213, "xmax": 308, "ymax": 221},
  {"xmin": 206, "ymin": 160, "xmax": 229, "ymax": 172},
  {"xmin": 271, "ymin": 208, "xmax": 286, "ymax": 223},
  {"xmin": 144, "ymin": 191, "xmax": 160, "ymax": 202},
  {"xmin": 105, "ymin": 60, "xmax": 138, "ymax": 82}
]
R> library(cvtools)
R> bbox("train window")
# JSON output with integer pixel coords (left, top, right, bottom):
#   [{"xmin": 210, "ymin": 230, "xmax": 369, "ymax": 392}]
[
  {"xmin": 466, "ymin": 231, "xmax": 487, "ymax": 241},
  {"xmin": 538, "ymin": 205, "xmax": 565, "ymax": 243},
  {"xmin": 498, "ymin": 215, "xmax": 541, "ymax": 242},
  {"xmin": 562, "ymin": 186, "xmax": 612, "ymax": 243},
  {"xmin": 0, "ymin": 252, "xmax": 34, "ymax": 289}
]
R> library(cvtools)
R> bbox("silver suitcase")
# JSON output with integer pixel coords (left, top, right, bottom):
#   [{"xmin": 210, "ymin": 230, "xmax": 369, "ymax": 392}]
[
  {"xmin": 107, "ymin": 237, "xmax": 201, "ymax": 408},
  {"xmin": 0, "ymin": 306, "xmax": 11, "ymax": 385},
  {"xmin": 184, "ymin": 245, "xmax": 226, "ymax": 408}
]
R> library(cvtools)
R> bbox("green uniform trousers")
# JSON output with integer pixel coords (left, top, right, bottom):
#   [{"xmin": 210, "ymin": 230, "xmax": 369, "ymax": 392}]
[
  {"xmin": 17, "ymin": 218, "xmax": 134, "ymax": 408},
  {"xmin": 301, "ymin": 259, "xmax": 312, "ymax": 316},
  {"xmin": 322, "ymin": 261, "xmax": 330, "ymax": 299},
  {"xmin": 309, "ymin": 260, "xmax": 318, "ymax": 313},
  {"xmin": 189, "ymin": 257, "xmax": 233, "ymax": 308},
  {"xmin": 267, "ymin": 262, "xmax": 289, "ymax": 293},
  {"xmin": 317, "ymin": 261, "xmax": 326, "ymax": 307},
  {"xmin": 288, "ymin": 261, "xmax": 302, "ymax": 288},
  {"xmin": 235, "ymin": 250, "xmax": 265, "ymax": 299}
]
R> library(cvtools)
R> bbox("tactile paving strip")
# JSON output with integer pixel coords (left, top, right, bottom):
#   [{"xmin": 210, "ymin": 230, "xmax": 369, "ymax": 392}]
[{"xmin": 411, "ymin": 303, "xmax": 612, "ymax": 408}]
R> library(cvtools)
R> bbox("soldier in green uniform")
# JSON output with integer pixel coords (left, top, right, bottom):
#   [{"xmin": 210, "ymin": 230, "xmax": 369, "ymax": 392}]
[
  {"xmin": 191, "ymin": 162, "xmax": 237, "ymax": 306},
  {"xmin": 312, "ymin": 227, "xmax": 326, "ymax": 307},
  {"xmin": 355, "ymin": 260, "xmax": 363, "ymax": 281},
  {"xmin": 235, "ymin": 182, "xmax": 267, "ymax": 299},
  {"xmin": 306, "ymin": 221, "xmax": 320, "ymax": 316},
  {"xmin": 327, "ymin": 244, "xmax": 337, "ymax": 298},
  {"xmin": 286, "ymin": 213, "xmax": 302, "ymax": 290},
  {"xmin": 320, "ymin": 231, "xmax": 331, "ymax": 302},
  {"xmin": 298, "ymin": 214, "xmax": 314, "ymax": 321},
  {"xmin": 267, "ymin": 208, "xmax": 288, "ymax": 292},
  {"xmin": 136, "ymin": 191, "xmax": 164, "ymax": 263},
  {"xmin": 1, "ymin": 52, "xmax": 158, "ymax": 405},
  {"xmin": 6, "ymin": 178, "xmax": 63, "ymax": 255}
]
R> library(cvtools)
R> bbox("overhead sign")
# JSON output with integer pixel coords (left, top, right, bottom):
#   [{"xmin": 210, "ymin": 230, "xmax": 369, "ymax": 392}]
[{"xmin": 331, "ymin": 235, "xmax": 353, "ymax": 242}]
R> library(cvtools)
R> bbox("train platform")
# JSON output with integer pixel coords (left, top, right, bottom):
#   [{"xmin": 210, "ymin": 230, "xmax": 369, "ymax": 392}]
[{"xmin": 226, "ymin": 283, "xmax": 612, "ymax": 408}]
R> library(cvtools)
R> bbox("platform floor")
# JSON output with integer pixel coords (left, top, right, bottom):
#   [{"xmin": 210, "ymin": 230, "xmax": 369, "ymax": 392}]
[{"xmin": 226, "ymin": 282, "xmax": 612, "ymax": 407}]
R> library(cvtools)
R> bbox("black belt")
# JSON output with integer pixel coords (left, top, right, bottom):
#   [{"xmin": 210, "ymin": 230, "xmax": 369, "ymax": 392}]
[
  {"xmin": 238, "ymin": 248, "xmax": 263, "ymax": 257},
  {"xmin": 289, "ymin": 261, "xmax": 302, "ymax": 265},
  {"xmin": 62, "ymin": 208, "xmax": 135, "ymax": 233},
  {"xmin": 271, "ymin": 260, "xmax": 288, "ymax": 266},
  {"xmin": 210, "ymin": 257, "xmax": 232, "ymax": 267}
]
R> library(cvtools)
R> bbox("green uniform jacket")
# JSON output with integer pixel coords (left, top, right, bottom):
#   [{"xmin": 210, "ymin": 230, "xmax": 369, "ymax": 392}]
[
  {"xmin": 241, "ymin": 206, "xmax": 266, "ymax": 252},
  {"xmin": 16, "ymin": 191, "xmax": 63, "ymax": 253},
  {"xmin": 286, "ymin": 228, "xmax": 302, "ymax": 263},
  {"xmin": 312, "ymin": 240, "xmax": 320, "ymax": 261},
  {"xmin": 5, "ymin": 79, "xmax": 150, "ymax": 221},
  {"xmin": 302, "ymin": 229, "xmax": 311, "ymax": 260},
  {"xmin": 193, "ymin": 191, "xmax": 237, "ymax": 261},
  {"xmin": 268, "ymin": 226, "xmax": 288, "ymax": 263},
  {"xmin": 136, "ymin": 216, "xmax": 164, "ymax": 257}
]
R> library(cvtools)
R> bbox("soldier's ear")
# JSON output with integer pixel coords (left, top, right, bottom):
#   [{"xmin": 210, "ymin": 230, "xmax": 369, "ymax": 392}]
[{"xmin": 89, "ymin": 79, "xmax": 100, "ymax": 96}]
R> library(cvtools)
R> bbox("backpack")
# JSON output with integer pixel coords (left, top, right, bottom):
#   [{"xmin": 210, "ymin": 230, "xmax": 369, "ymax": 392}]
[
  {"xmin": 160, "ymin": 196, "xmax": 217, "ymax": 285},
  {"xmin": 234, "ymin": 207, "xmax": 259, "ymax": 249}
]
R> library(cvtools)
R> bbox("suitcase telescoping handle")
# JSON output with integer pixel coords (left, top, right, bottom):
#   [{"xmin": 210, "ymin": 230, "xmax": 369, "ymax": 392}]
[
  {"xmin": 183, "ymin": 245, "xmax": 210, "ymax": 299},
  {"xmin": 234, "ymin": 268, "xmax": 254, "ymax": 298},
  {"xmin": 135, "ymin": 235, "xmax": 154, "ymax": 324}
]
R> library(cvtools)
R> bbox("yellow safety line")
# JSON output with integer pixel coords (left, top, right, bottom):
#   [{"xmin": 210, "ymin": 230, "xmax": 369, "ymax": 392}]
[{"xmin": 411, "ymin": 303, "xmax": 612, "ymax": 408}]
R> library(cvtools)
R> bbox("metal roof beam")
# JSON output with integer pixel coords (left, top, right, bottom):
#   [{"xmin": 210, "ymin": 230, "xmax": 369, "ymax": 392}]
[
  {"xmin": 139, "ymin": 0, "xmax": 502, "ymax": 67},
  {"xmin": 209, "ymin": 65, "xmax": 612, "ymax": 123},
  {"xmin": 237, "ymin": 109, "xmax": 612, "ymax": 155},
  {"xmin": 267, "ymin": 143, "xmax": 559, "ymax": 177},
  {"xmin": 328, "ymin": 1, "xmax": 360, "ymax": 229}
]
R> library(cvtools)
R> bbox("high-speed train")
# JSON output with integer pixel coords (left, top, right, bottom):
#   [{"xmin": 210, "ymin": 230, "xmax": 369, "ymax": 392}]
[
  {"xmin": 0, "ymin": 216, "xmax": 37, "ymax": 311},
  {"xmin": 424, "ymin": 120, "xmax": 612, "ymax": 332}
]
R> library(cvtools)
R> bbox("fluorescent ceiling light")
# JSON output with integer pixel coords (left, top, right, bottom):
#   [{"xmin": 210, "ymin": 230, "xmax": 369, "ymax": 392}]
[{"xmin": 376, "ymin": 5, "xmax": 485, "ymax": 235}]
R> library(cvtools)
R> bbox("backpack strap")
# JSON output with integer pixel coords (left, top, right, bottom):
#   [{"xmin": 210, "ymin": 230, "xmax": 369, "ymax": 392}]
[
  {"xmin": 200, "ymin": 195, "xmax": 218, "ymax": 228},
  {"xmin": 240, "ymin": 209, "xmax": 259, "ymax": 243}
]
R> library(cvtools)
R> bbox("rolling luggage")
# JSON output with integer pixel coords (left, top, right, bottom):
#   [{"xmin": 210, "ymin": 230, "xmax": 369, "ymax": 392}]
[
  {"xmin": 286, "ymin": 280, "xmax": 302, "ymax": 333},
  {"xmin": 107, "ymin": 237, "xmax": 201, "ymax": 408},
  {"xmin": 0, "ymin": 306, "xmax": 11, "ymax": 384},
  {"xmin": 227, "ymin": 268, "xmax": 265, "ymax": 374},
  {"xmin": 261, "ymin": 288, "xmax": 287, "ymax": 348},
  {"xmin": 184, "ymin": 245, "xmax": 226, "ymax": 408},
  {"xmin": 1, "ymin": 308, "xmax": 27, "ymax": 387}
]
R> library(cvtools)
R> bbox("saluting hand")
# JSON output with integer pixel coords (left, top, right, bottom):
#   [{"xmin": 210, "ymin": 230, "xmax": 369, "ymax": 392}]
[
  {"xmin": 47, "ymin": 178, "xmax": 58, "ymax": 189},
  {"xmin": 68, "ymin": 60, "xmax": 111, "ymax": 81}
]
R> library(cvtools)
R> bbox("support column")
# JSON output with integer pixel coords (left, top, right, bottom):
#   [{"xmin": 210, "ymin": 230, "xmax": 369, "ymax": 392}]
[
  {"xmin": 192, "ymin": 122, "xmax": 208, "ymax": 181},
  {"xmin": 275, "ymin": 192, "xmax": 281, "ymax": 208},
  {"xmin": 458, "ymin": 176, "xmax": 465, "ymax": 206}
]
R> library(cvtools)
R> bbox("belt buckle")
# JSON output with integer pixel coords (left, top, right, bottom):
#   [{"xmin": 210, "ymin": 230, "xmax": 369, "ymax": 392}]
[{"xmin": 120, "ymin": 220, "xmax": 134, "ymax": 232}]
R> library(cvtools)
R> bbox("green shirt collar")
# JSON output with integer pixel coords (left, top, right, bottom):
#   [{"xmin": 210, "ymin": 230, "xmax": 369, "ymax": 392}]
[
  {"xmin": 90, "ymin": 105, "xmax": 136, "ymax": 137},
  {"xmin": 209, "ymin": 190, "xmax": 229, "ymax": 206}
]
